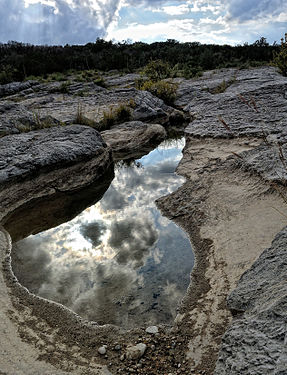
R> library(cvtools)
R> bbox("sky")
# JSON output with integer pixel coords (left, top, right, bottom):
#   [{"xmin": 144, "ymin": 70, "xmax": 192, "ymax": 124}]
[{"xmin": 0, "ymin": 0, "xmax": 286, "ymax": 46}]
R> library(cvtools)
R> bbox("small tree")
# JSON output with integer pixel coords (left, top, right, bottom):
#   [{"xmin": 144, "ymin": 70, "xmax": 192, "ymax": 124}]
[{"xmin": 273, "ymin": 33, "xmax": 287, "ymax": 76}]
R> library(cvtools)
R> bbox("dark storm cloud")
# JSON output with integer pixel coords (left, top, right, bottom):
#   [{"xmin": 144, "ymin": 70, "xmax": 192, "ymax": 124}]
[
  {"xmin": 0, "ymin": 0, "xmax": 120, "ymax": 44},
  {"xmin": 227, "ymin": 0, "xmax": 285, "ymax": 22}
]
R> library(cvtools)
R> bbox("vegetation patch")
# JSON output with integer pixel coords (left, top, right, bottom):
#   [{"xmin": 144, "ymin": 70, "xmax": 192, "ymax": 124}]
[
  {"xmin": 140, "ymin": 79, "xmax": 178, "ymax": 105},
  {"xmin": 273, "ymin": 33, "xmax": 287, "ymax": 76},
  {"xmin": 75, "ymin": 102, "xmax": 132, "ymax": 131}
]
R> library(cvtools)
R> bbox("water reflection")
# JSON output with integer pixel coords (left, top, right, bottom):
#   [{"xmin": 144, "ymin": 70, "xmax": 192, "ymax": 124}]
[{"xmin": 11, "ymin": 138, "xmax": 194, "ymax": 328}]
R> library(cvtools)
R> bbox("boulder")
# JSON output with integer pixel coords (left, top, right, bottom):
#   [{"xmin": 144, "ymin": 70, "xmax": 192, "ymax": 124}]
[
  {"xmin": 101, "ymin": 121, "xmax": 166, "ymax": 160},
  {"xmin": 0, "ymin": 125, "xmax": 113, "ymax": 219}
]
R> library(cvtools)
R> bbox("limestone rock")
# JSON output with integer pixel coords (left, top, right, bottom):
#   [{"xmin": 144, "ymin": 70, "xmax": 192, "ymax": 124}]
[
  {"xmin": 145, "ymin": 326, "xmax": 159, "ymax": 334},
  {"xmin": 101, "ymin": 121, "xmax": 166, "ymax": 160},
  {"xmin": 98, "ymin": 346, "xmax": 107, "ymax": 355},
  {"xmin": 0, "ymin": 125, "xmax": 113, "ymax": 218},
  {"xmin": 0, "ymin": 125, "xmax": 109, "ymax": 186},
  {"xmin": 0, "ymin": 82, "xmax": 182, "ymax": 136},
  {"xmin": 215, "ymin": 227, "xmax": 287, "ymax": 375},
  {"xmin": 126, "ymin": 343, "xmax": 147, "ymax": 360},
  {"xmin": 232, "ymin": 143, "xmax": 287, "ymax": 184},
  {"xmin": 0, "ymin": 80, "xmax": 38, "ymax": 98},
  {"xmin": 177, "ymin": 67, "xmax": 287, "ymax": 139}
]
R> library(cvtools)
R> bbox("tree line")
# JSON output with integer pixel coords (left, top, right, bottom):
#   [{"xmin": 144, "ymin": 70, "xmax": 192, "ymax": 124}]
[{"xmin": 0, "ymin": 37, "xmax": 280, "ymax": 84}]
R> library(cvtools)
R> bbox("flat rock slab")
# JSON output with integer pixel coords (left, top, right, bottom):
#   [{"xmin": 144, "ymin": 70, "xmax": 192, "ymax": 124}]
[
  {"xmin": 0, "ymin": 125, "xmax": 109, "ymax": 187},
  {"xmin": 232, "ymin": 142, "xmax": 287, "ymax": 184},
  {"xmin": 215, "ymin": 227, "xmax": 287, "ymax": 375},
  {"xmin": 178, "ymin": 67, "xmax": 287, "ymax": 138}
]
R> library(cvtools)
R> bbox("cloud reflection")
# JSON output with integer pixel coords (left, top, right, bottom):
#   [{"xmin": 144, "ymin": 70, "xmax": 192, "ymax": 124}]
[{"xmin": 12, "ymin": 138, "xmax": 194, "ymax": 328}]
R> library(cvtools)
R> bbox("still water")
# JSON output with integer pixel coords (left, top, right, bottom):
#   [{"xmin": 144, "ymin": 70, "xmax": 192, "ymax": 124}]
[{"xmin": 11, "ymin": 138, "xmax": 194, "ymax": 329}]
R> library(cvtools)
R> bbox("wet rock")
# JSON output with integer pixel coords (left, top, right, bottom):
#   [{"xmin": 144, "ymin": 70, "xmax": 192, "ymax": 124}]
[
  {"xmin": 145, "ymin": 326, "xmax": 159, "ymax": 334},
  {"xmin": 125, "ymin": 343, "xmax": 147, "ymax": 360},
  {"xmin": 215, "ymin": 227, "xmax": 287, "ymax": 375},
  {"xmin": 101, "ymin": 121, "xmax": 166, "ymax": 160}
]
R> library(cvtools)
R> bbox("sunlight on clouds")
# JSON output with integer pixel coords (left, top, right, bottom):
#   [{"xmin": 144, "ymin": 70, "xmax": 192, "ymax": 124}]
[
  {"xmin": 107, "ymin": 17, "xmax": 235, "ymax": 44},
  {"xmin": 153, "ymin": 4, "xmax": 190, "ymax": 16}
]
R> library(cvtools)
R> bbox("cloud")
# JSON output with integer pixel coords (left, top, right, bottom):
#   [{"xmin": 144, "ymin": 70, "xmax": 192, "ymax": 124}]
[
  {"xmin": 227, "ymin": 0, "xmax": 286, "ymax": 22},
  {"xmin": 80, "ymin": 221, "xmax": 107, "ymax": 248},
  {"xmin": 0, "ymin": 0, "xmax": 121, "ymax": 44},
  {"xmin": 109, "ymin": 216, "xmax": 158, "ymax": 267}
]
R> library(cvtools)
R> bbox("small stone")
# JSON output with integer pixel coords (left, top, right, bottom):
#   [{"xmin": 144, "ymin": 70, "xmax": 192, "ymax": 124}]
[
  {"xmin": 145, "ymin": 326, "xmax": 159, "ymax": 334},
  {"xmin": 151, "ymin": 344, "xmax": 156, "ymax": 351},
  {"xmin": 98, "ymin": 346, "xmax": 107, "ymax": 355},
  {"xmin": 126, "ymin": 343, "xmax": 147, "ymax": 360},
  {"xmin": 115, "ymin": 344, "xmax": 122, "ymax": 351}
]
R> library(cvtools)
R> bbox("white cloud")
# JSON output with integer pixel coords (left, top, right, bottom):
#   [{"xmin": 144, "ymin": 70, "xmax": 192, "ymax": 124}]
[
  {"xmin": 153, "ymin": 4, "xmax": 190, "ymax": 16},
  {"xmin": 107, "ymin": 16, "xmax": 238, "ymax": 44}
]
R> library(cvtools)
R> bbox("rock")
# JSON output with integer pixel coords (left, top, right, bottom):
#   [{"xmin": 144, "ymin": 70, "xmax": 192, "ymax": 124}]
[
  {"xmin": 0, "ymin": 83, "xmax": 182, "ymax": 135},
  {"xmin": 101, "ymin": 121, "xmax": 166, "ymax": 160},
  {"xmin": 0, "ymin": 125, "xmax": 113, "ymax": 218},
  {"xmin": 145, "ymin": 326, "xmax": 159, "ymax": 334},
  {"xmin": 125, "ymin": 343, "xmax": 147, "ymax": 360},
  {"xmin": 0, "ymin": 80, "xmax": 38, "ymax": 97},
  {"xmin": 98, "ymin": 346, "xmax": 107, "ymax": 355},
  {"xmin": 177, "ymin": 67, "xmax": 287, "ymax": 139},
  {"xmin": 215, "ymin": 227, "xmax": 287, "ymax": 375},
  {"xmin": 114, "ymin": 344, "xmax": 122, "ymax": 351},
  {"xmin": 231, "ymin": 143, "xmax": 287, "ymax": 184},
  {"xmin": 0, "ymin": 125, "xmax": 109, "ymax": 187}
]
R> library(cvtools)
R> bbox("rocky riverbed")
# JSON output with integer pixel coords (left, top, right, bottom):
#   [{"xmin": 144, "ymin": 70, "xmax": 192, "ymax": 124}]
[{"xmin": 0, "ymin": 66, "xmax": 287, "ymax": 374}]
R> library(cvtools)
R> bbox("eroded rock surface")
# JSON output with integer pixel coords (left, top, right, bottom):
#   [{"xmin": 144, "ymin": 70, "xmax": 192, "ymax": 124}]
[
  {"xmin": 178, "ymin": 67, "xmax": 287, "ymax": 138},
  {"xmin": 101, "ymin": 121, "xmax": 166, "ymax": 159},
  {"xmin": 0, "ymin": 83, "xmax": 182, "ymax": 137},
  {"xmin": 215, "ymin": 227, "xmax": 287, "ymax": 375},
  {"xmin": 0, "ymin": 125, "xmax": 113, "ymax": 219},
  {"xmin": 1, "ymin": 67, "xmax": 287, "ymax": 375}
]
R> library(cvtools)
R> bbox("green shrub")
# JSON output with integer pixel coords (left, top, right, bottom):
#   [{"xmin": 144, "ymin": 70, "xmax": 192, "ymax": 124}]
[
  {"xmin": 273, "ymin": 34, "xmax": 287, "ymax": 76},
  {"xmin": 140, "ymin": 80, "xmax": 178, "ymax": 105},
  {"xmin": 142, "ymin": 60, "xmax": 171, "ymax": 81}
]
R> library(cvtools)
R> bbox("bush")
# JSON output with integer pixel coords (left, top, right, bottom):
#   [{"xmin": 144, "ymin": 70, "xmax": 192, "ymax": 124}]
[
  {"xmin": 273, "ymin": 34, "xmax": 287, "ymax": 76},
  {"xmin": 140, "ymin": 79, "xmax": 178, "ymax": 105},
  {"xmin": 142, "ymin": 60, "xmax": 171, "ymax": 81}
]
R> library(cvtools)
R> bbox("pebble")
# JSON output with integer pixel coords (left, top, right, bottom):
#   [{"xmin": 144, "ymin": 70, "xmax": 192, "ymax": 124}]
[
  {"xmin": 126, "ymin": 343, "xmax": 147, "ymax": 360},
  {"xmin": 145, "ymin": 325, "xmax": 159, "ymax": 334},
  {"xmin": 98, "ymin": 345, "xmax": 107, "ymax": 355},
  {"xmin": 114, "ymin": 344, "xmax": 122, "ymax": 351}
]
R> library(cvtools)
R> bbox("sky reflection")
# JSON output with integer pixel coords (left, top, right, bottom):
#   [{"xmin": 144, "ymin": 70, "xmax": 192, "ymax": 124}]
[{"xmin": 12, "ymin": 138, "xmax": 194, "ymax": 328}]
